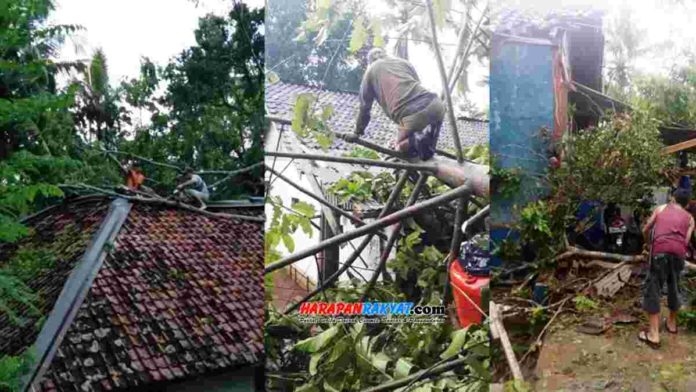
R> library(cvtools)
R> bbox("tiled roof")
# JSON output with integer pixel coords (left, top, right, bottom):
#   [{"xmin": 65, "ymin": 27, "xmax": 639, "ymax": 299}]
[
  {"xmin": 0, "ymin": 197, "xmax": 263, "ymax": 391},
  {"xmin": 265, "ymin": 81, "xmax": 488, "ymax": 153},
  {"xmin": 0, "ymin": 198, "xmax": 111, "ymax": 357}
]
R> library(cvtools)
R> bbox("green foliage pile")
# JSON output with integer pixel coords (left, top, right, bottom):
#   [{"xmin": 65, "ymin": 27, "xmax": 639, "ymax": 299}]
[
  {"xmin": 266, "ymin": 167, "xmax": 489, "ymax": 391},
  {"xmin": 495, "ymin": 111, "xmax": 669, "ymax": 267},
  {"xmin": 551, "ymin": 112, "xmax": 668, "ymax": 206},
  {"xmin": 269, "ymin": 318, "xmax": 489, "ymax": 392}
]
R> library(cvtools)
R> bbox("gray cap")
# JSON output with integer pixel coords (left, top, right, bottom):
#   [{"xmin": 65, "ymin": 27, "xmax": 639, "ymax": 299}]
[{"xmin": 367, "ymin": 47, "xmax": 387, "ymax": 64}]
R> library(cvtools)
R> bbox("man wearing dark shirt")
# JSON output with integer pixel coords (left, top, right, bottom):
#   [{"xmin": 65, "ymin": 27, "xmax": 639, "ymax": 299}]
[{"xmin": 354, "ymin": 48, "xmax": 445, "ymax": 161}]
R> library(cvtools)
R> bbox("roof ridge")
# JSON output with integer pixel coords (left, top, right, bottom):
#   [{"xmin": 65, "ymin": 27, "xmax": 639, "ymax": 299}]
[
  {"xmin": 24, "ymin": 198, "xmax": 133, "ymax": 391},
  {"xmin": 268, "ymin": 80, "xmax": 360, "ymax": 95}
]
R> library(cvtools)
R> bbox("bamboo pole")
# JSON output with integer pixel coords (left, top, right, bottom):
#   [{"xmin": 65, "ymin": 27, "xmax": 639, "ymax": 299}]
[
  {"xmin": 446, "ymin": 4, "xmax": 488, "ymax": 95},
  {"xmin": 264, "ymin": 178, "xmax": 473, "ymax": 274}
]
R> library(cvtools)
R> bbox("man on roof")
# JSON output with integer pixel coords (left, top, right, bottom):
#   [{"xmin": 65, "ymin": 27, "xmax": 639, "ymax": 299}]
[
  {"xmin": 174, "ymin": 167, "xmax": 210, "ymax": 210},
  {"xmin": 353, "ymin": 47, "xmax": 445, "ymax": 161}
]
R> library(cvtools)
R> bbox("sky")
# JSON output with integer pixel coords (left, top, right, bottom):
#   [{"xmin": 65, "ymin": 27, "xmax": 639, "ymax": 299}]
[
  {"xmin": 50, "ymin": 0, "xmax": 264, "ymax": 86},
  {"xmin": 49, "ymin": 0, "xmax": 696, "ymax": 116},
  {"xmin": 497, "ymin": 0, "xmax": 696, "ymax": 75}
]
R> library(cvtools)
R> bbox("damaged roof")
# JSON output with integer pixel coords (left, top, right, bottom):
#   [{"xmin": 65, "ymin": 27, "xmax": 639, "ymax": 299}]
[
  {"xmin": 265, "ymin": 81, "xmax": 489, "ymax": 153},
  {"xmin": 0, "ymin": 196, "xmax": 263, "ymax": 391}
]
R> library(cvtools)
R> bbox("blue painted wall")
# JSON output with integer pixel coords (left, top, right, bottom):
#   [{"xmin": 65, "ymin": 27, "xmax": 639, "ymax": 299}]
[{"xmin": 490, "ymin": 37, "xmax": 556, "ymax": 264}]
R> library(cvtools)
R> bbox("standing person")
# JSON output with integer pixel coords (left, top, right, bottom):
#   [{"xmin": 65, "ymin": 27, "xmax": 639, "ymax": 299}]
[
  {"xmin": 638, "ymin": 188, "xmax": 695, "ymax": 348},
  {"xmin": 353, "ymin": 48, "xmax": 445, "ymax": 161},
  {"xmin": 174, "ymin": 167, "xmax": 210, "ymax": 210}
]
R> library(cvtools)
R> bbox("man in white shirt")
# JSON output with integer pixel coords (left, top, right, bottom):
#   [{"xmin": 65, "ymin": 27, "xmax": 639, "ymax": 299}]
[{"xmin": 174, "ymin": 167, "xmax": 210, "ymax": 210}]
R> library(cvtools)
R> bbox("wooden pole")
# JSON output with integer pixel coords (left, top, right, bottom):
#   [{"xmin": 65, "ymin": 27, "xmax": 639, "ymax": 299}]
[{"xmin": 490, "ymin": 302, "xmax": 525, "ymax": 381}]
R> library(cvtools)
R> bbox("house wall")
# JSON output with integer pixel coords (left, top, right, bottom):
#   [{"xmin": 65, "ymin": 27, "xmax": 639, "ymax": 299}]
[
  {"xmin": 265, "ymin": 123, "xmax": 389, "ymax": 290},
  {"xmin": 489, "ymin": 34, "xmax": 558, "ymax": 266}
]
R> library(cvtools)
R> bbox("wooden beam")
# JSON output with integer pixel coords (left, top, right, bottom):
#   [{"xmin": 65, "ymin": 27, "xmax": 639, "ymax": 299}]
[{"xmin": 663, "ymin": 138, "xmax": 696, "ymax": 154}]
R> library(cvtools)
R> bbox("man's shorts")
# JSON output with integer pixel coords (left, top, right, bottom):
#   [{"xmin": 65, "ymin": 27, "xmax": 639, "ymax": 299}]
[
  {"xmin": 185, "ymin": 188, "xmax": 210, "ymax": 201},
  {"xmin": 400, "ymin": 97, "xmax": 445, "ymax": 161},
  {"xmin": 642, "ymin": 253, "xmax": 684, "ymax": 314}
]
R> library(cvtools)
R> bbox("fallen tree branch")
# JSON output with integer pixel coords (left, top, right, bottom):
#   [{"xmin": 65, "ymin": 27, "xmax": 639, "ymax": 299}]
[
  {"xmin": 360, "ymin": 173, "xmax": 428, "ymax": 301},
  {"xmin": 207, "ymin": 161, "xmax": 264, "ymax": 188},
  {"xmin": 281, "ymin": 172, "xmax": 411, "ymax": 314},
  {"xmin": 265, "ymin": 181, "xmax": 474, "ymax": 274},
  {"xmin": 60, "ymin": 183, "xmax": 264, "ymax": 222},
  {"xmin": 266, "ymin": 165, "xmax": 386, "ymax": 240},
  {"xmin": 518, "ymin": 296, "xmax": 570, "ymax": 365},
  {"xmin": 361, "ymin": 357, "xmax": 471, "ymax": 392},
  {"xmin": 555, "ymin": 247, "xmax": 645, "ymax": 264}
]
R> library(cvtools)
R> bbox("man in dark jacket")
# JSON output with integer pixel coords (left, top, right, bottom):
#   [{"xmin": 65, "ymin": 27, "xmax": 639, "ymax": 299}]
[{"xmin": 354, "ymin": 48, "xmax": 445, "ymax": 161}]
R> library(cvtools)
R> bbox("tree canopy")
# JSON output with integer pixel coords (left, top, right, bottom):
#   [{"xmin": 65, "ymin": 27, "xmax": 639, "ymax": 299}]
[{"xmin": 1, "ymin": 0, "xmax": 265, "ymax": 245}]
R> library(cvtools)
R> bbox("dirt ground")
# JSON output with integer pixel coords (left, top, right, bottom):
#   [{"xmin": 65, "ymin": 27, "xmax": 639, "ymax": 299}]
[{"xmin": 532, "ymin": 278, "xmax": 696, "ymax": 391}]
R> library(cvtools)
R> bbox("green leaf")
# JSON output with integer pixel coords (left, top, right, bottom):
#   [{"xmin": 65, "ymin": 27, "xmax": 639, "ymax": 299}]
[
  {"xmin": 371, "ymin": 18, "xmax": 384, "ymax": 48},
  {"xmin": 349, "ymin": 17, "xmax": 368, "ymax": 53},
  {"xmin": 394, "ymin": 357, "xmax": 416, "ymax": 379},
  {"xmin": 282, "ymin": 233, "xmax": 295, "ymax": 253},
  {"xmin": 321, "ymin": 105, "xmax": 334, "ymax": 121},
  {"xmin": 292, "ymin": 93, "xmax": 316, "ymax": 134},
  {"xmin": 309, "ymin": 352, "xmax": 324, "ymax": 376},
  {"xmin": 294, "ymin": 325, "xmax": 340, "ymax": 353},
  {"xmin": 295, "ymin": 384, "xmax": 320, "ymax": 392},
  {"xmin": 371, "ymin": 352, "xmax": 391, "ymax": 373},
  {"xmin": 440, "ymin": 327, "xmax": 470, "ymax": 359},
  {"xmin": 316, "ymin": 133, "xmax": 333, "ymax": 150},
  {"xmin": 292, "ymin": 200, "xmax": 316, "ymax": 218},
  {"xmin": 0, "ymin": 216, "xmax": 29, "ymax": 243}
]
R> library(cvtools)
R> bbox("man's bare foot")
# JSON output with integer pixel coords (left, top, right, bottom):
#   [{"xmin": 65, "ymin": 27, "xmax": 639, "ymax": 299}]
[{"xmin": 665, "ymin": 315, "xmax": 678, "ymax": 333}]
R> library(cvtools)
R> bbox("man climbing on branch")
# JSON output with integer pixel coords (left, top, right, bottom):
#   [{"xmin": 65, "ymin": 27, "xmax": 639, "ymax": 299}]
[
  {"xmin": 354, "ymin": 48, "xmax": 445, "ymax": 161},
  {"xmin": 174, "ymin": 167, "xmax": 210, "ymax": 210}
]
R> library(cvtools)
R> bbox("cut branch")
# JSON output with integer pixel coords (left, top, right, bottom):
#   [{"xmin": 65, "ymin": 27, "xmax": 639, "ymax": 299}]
[{"xmin": 264, "ymin": 177, "xmax": 473, "ymax": 274}]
